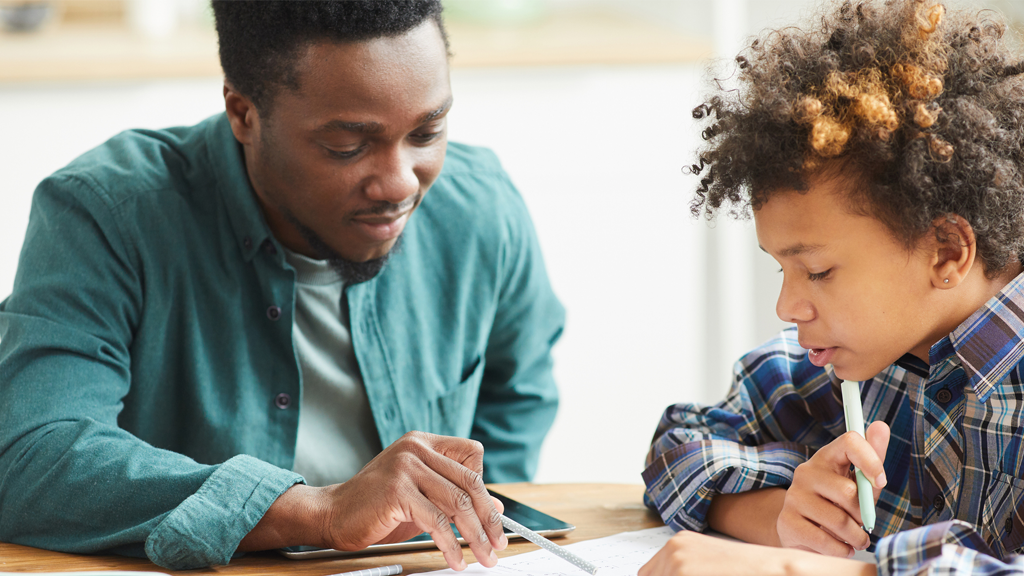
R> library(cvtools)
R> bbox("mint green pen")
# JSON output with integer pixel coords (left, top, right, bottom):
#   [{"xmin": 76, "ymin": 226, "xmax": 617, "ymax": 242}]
[{"xmin": 839, "ymin": 377, "xmax": 876, "ymax": 532}]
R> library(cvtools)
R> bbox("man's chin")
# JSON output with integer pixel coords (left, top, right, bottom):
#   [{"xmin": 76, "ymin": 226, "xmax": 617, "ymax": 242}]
[{"xmin": 327, "ymin": 236, "xmax": 403, "ymax": 285}]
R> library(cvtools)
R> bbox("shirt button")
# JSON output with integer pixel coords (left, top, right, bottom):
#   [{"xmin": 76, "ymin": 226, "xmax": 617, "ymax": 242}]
[
  {"xmin": 243, "ymin": 236, "xmax": 253, "ymax": 250},
  {"xmin": 936, "ymin": 388, "xmax": 952, "ymax": 404},
  {"xmin": 274, "ymin": 393, "xmax": 291, "ymax": 409},
  {"xmin": 1007, "ymin": 517, "xmax": 1014, "ymax": 534},
  {"xmin": 262, "ymin": 240, "xmax": 277, "ymax": 255},
  {"xmin": 932, "ymin": 494, "xmax": 945, "ymax": 512},
  {"xmin": 267, "ymin": 305, "xmax": 282, "ymax": 321}
]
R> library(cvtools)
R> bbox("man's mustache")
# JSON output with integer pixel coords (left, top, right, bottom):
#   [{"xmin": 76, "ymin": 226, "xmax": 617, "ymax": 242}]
[{"xmin": 352, "ymin": 193, "xmax": 422, "ymax": 218}]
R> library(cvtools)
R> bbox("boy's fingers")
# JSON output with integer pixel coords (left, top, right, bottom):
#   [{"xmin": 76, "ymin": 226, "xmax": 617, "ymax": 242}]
[
  {"xmin": 840, "ymin": 431, "xmax": 887, "ymax": 490},
  {"xmin": 865, "ymin": 421, "xmax": 891, "ymax": 501},
  {"xmin": 865, "ymin": 421, "xmax": 890, "ymax": 464}
]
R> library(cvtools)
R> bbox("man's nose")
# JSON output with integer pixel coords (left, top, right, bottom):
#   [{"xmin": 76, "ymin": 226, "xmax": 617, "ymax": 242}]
[
  {"xmin": 776, "ymin": 278, "xmax": 815, "ymax": 324},
  {"xmin": 364, "ymin": 145, "xmax": 420, "ymax": 205}
]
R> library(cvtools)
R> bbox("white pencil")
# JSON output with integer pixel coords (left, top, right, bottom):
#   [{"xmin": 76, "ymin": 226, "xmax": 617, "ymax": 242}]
[
  {"xmin": 326, "ymin": 564, "xmax": 403, "ymax": 576},
  {"xmin": 500, "ymin": 514, "xmax": 600, "ymax": 575}
]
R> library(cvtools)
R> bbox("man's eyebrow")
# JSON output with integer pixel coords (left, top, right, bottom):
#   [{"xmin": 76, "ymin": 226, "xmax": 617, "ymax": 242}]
[
  {"xmin": 313, "ymin": 119, "xmax": 385, "ymax": 135},
  {"xmin": 312, "ymin": 96, "xmax": 453, "ymax": 135},
  {"xmin": 760, "ymin": 243, "xmax": 827, "ymax": 257},
  {"xmin": 418, "ymin": 95, "xmax": 454, "ymax": 124}
]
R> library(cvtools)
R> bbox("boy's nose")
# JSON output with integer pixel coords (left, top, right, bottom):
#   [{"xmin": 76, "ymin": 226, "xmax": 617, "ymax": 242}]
[{"xmin": 776, "ymin": 280, "xmax": 815, "ymax": 324}]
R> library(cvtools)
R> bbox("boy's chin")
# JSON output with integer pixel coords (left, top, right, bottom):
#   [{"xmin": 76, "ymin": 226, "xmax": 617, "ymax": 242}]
[{"xmin": 831, "ymin": 360, "xmax": 888, "ymax": 383}]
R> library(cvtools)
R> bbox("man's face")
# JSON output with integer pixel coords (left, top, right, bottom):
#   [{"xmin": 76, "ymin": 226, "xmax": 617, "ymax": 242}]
[
  {"xmin": 754, "ymin": 177, "xmax": 945, "ymax": 381},
  {"xmin": 238, "ymin": 20, "xmax": 451, "ymax": 266}
]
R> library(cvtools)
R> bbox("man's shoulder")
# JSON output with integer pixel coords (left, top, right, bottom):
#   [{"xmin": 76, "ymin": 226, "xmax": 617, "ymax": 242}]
[
  {"xmin": 47, "ymin": 116, "xmax": 216, "ymax": 207},
  {"xmin": 427, "ymin": 141, "xmax": 525, "ymax": 220},
  {"xmin": 438, "ymin": 141, "xmax": 504, "ymax": 177}
]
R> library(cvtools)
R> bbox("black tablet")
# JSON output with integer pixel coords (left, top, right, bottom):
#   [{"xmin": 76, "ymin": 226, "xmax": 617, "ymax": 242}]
[{"xmin": 279, "ymin": 489, "xmax": 575, "ymax": 559}]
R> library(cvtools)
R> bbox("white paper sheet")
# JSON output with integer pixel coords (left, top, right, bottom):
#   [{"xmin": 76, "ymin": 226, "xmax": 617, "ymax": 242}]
[{"xmin": 409, "ymin": 526, "xmax": 675, "ymax": 576}]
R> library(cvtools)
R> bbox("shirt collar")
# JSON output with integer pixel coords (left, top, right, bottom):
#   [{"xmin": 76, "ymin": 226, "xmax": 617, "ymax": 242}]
[
  {"xmin": 203, "ymin": 113, "xmax": 274, "ymax": 263},
  {"xmin": 949, "ymin": 271, "xmax": 1024, "ymax": 403}
]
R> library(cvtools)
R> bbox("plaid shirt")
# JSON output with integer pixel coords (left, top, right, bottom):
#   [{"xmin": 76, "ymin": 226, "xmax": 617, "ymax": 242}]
[{"xmin": 643, "ymin": 272, "xmax": 1024, "ymax": 576}]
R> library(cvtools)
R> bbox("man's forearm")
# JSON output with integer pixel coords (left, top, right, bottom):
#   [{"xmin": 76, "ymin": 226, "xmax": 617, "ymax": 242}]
[{"xmin": 707, "ymin": 487, "xmax": 787, "ymax": 547}]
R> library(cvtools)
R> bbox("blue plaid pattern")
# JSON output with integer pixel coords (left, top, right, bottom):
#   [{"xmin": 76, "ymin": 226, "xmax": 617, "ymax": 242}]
[{"xmin": 643, "ymin": 273, "xmax": 1024, "ymax": 575}]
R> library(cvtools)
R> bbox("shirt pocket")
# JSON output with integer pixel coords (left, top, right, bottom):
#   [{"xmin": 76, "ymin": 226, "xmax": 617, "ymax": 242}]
[
  {"xmin": 980, "ymin": 472, "xmax": 1024, "ymax": 559},
  {"xmin": 424, "ymin": 355, "xmax": 485, "ymax": 438}
]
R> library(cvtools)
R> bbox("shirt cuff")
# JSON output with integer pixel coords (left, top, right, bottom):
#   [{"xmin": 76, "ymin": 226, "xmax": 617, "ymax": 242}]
[
  {"xmin": 874, "ymin": 520, "xmax": 1024, "ymax": 576},
  {"xmin": 144, "ymin": 454, "xmax": 304, "ymax": 569},
  {"xmin": 642, "ymin": 439, "xmax": 810, "ymax": 532}
]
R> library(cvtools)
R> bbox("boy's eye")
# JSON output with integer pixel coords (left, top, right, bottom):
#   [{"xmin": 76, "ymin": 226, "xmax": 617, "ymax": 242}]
[{"xmin": 808, "ymin": 269, "xmax": 832, "ymax": 281}]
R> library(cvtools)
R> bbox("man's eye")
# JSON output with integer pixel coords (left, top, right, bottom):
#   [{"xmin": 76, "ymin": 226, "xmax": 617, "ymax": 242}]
[
  {"xmin": 325, "ymin": 146, "xmax": 364, "ymax": 159},
  {"xmin": 808, "ymin": 269, "xmax": 832, "ymax": 281},
  {"xmin": 411, "ymin": 131, "xmax": 442, "ymax": 144}
]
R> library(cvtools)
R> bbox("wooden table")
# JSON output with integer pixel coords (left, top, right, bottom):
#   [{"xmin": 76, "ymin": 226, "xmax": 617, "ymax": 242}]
[{"xmin": 0, "ymin": 483, "xmax": 663, "ymax": 575}]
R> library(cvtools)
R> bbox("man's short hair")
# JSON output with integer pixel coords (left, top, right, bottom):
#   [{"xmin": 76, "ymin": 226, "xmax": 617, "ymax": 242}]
[{"xmin": 213, "ymin": 0, "xmax": 447, "ymax": 114}]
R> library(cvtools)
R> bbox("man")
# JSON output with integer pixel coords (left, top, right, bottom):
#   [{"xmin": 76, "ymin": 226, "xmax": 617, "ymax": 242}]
[{"xmin": 0, "ymin": 1, "xmax": 564, "ymax": 571}]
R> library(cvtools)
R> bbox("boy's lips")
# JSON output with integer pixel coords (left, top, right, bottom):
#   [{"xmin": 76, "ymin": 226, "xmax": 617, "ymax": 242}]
[{"xmin": 807, "ymin": 346, "xmax": 837, "ymax": 367}]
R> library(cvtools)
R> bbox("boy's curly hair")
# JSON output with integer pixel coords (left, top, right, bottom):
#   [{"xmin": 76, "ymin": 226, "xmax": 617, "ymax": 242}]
[{"xmin": 689, "ymin": 0, "xmax": 1024, "ymax": 275}]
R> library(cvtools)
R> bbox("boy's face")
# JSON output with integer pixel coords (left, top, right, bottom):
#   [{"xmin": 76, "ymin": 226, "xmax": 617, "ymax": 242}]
[{"xmin": 754, "ymin": 177, "xmax": 944, "ymax": 381}]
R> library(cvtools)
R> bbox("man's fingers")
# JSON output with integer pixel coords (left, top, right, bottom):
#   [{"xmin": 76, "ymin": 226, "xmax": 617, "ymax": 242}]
[
  {"xmin": 492, "ymin": 495, "xmax": 506, "ymax": 515},
  {"xmin": 404, "ymin": 493, "xmax": 466, "ymax": 570},
  {"xmin": 426, "ymin": 432, "xmax": 487, "ymax": 476},
  {"xmin": 417, "ymin": 447, "xmax": 507, "ymax": 551}
]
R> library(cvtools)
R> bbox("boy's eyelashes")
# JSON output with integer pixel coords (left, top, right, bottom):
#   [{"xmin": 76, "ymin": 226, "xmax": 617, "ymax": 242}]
[
  {"xmin": 808, "ymin": 269, "xmax": 832, "ymax": 282},
  {"xmin": 775, "ymin": 267, "xmax": 834, "ymax": 282}
]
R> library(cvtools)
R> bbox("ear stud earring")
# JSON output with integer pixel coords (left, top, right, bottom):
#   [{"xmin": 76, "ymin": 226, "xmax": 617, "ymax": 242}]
[{"xmin": 944, "ymin": 278, "xmax": 949, "ymax": 284}]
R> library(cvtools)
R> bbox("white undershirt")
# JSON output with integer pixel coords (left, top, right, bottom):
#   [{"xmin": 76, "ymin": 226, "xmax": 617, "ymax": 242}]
[{"xmin": 285, "ymin": 247, "xmax": 382, "ymax": 487}]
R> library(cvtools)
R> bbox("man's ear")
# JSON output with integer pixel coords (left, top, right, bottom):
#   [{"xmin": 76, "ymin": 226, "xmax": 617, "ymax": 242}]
[
  {"xmin": 223, "ymin": 82, "xmax": 259, "ymax": 146},
  {"xmin": 929, "ymin": 214, "xmax": 976, "ymax": 289}
]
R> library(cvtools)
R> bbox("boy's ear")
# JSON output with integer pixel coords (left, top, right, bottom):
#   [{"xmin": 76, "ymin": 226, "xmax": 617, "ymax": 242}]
[{"xmin": 929, "ymin": 214, "xmax": 976, "ymax": 289}]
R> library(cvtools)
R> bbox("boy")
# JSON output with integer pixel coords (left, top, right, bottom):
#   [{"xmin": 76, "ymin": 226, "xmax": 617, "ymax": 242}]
[{"xmin": 641, "ymin": 1, "xmax": 1024, "ymax": 574}]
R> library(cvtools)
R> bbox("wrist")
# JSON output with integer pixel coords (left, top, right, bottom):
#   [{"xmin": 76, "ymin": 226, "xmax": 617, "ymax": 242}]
[
  {"xmin": 783, "ymin": 551, "xmax": 875, "ymax": 576},
  {"xmin": 707, "ymin": 488, "xmax": 786, "ymax": 547},
  {"xmin": 238, "ymin": 483, "xmax": 331, "ymax": 551}
]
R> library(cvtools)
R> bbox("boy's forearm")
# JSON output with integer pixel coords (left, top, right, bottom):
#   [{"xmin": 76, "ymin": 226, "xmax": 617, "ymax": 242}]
[{"xmin": 707, "ymin": 487, "xmax": 786, "ymax": 547}]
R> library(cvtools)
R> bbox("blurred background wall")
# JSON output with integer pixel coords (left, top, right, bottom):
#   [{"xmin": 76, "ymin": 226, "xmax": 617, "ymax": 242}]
[{"xmin": 1, "ymin": 0, "xmax": 1021, "ymax": 484}]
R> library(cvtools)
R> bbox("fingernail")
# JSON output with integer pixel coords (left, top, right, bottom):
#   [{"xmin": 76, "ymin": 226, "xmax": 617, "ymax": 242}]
[
  {"xmin": 875, "ymin": 471, "xmax": 887, "ymax": 488},
  {"xmin": 458, "ymin": 560, "xmax": 467, "ymax": 571},
  {"xmin": 500, "ymin": 534, "xmax": 509, "ymax": 548},
  {"xmin": 489, "ymin": 551, "xmax": 498, "ymax": 564}
]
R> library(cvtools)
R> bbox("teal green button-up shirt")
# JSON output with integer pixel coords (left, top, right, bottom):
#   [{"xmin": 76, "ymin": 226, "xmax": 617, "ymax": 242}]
[{"xmin": 0, "ymin": 114, "xmax": 564, "ymax": 570}]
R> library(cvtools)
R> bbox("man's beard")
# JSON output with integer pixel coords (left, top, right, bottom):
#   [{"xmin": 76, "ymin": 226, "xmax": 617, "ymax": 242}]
[{"xmin": 282, "ymin": 210, "xmax": 401, "ymax": 285}]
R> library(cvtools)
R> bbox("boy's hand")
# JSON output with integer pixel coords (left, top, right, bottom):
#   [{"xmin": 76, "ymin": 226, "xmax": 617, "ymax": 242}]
[{"xmin": 776, "ymin": 421, "xmax": 890, "ymax": 557}]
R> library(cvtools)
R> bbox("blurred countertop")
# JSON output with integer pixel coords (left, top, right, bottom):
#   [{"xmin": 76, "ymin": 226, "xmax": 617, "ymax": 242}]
[{"xmin": 0, "ymin": 3, "xmax": 712, "ymax": 83}]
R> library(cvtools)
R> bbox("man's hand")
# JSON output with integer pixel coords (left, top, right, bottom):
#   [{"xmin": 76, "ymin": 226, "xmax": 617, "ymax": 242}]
[
  {"xmin": 638, "ymin": 531, "xmax": 875, "ymax": 576},
  {"xmin": 776, "ymin": 421, "xmax": 890, "ymax": 557},
  {"xmin": 240, "ymin": 431, "xmax": 508, "ymax": 571}
]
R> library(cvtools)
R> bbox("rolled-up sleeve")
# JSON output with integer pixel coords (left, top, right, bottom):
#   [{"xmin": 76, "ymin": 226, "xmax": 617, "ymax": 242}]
[{"xmin": 0, "ymin": 174, "xmax": 303, "ymax": 570}]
